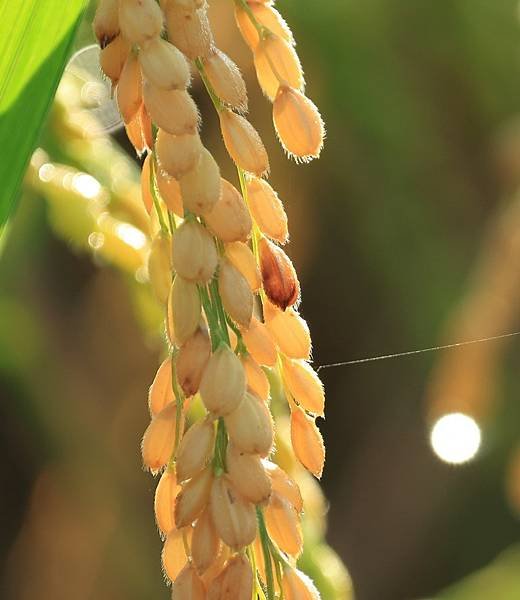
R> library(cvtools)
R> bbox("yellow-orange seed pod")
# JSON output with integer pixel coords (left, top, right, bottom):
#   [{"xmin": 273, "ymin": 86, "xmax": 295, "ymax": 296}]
[
  {"xmin": 175, "ymin": 418, "xmax": 215, "ymax": 482},
  {"xmin": 207, "ymin": 554, "xmax": 253, "ymax": 600},
  {"xmin": 138, "ymin": 37, "xmax": 190, "ymax": 90},
  {"xmin": 140, "ymin": 153, "xmax": 153, "ymax": 214},
  {"xmin": 174, "ymin": 466, "xmax": 213, "ymax": 528},
  {"xmin": 203, "ymin": 48, "xmax": 248, "ymax": 113},
  {"xmin": 254, "ymin": 34, "xmax": 304, "ymax": 101},
  {"xmin": 290, "ymin": 408, "xmax": 325, "ymax": 478},
  {"xmin": 100, "ymin": 35, "xmax": 130, "ymax": 85},
  {"xmin": 282, "ymin": 566, "xmax": 320, "ymax": 600},
  {"xmin": 225, "ymin": 390, "xmax": 273, "ymax": 455},
  {"xmin": 162, "ymin": 528, "xmax": 188, "ymax": 582},
  {"xmin": 143, "ymin": 81, "xmax": 198, "ymax": 135},
  {"xmin": 259, "ymin": 237, "xmax": 299, "ymax": 310},
  {"xmin": 210, "ymin": 477, "xmax": 257, "ymax": 549},
  {"xmin": 273, "ymin": 86, "xmax": 325, "ymax": 161},
  {"xmin": 156, "ymin": 129, "xmax": 202, "ymax": 180},
  {"xmin": 201, "ymin": 546, "xmax": 229, "ymax": 591},
  {"xmin": 156, "ymin": 168, "xmax": 184, "ymax": 216},
  {"xmin": 180, "ymin": 148, "xmax": 222, "ymax": 216},
  {"xmin": 139, "ymin": 103, "xmax": 153, "ymax": 149},
  {"xmin": 119, "ymin": 0, "xmax": 163, "ymax": 45},
  {"xmin": 240, "ymin": 315, "xmax": 277, "ymax": 367},
  {"xmin": 154, "ymin": 469, "xmax": 179, "ymax": 534},
  {"xmin": 205, "ymin": 179, "xmax": 252, "ymax": 243},
  {"xmin": 116, "ymin": 52, "xmax": 142, "ymax": 124},
  {"xmin": 234, "ymin": 3, "xmax": 293, "ymax": 51},
  {"xmin": 265, "ymin": 491, "xmax": 303, "ymax": 556},
  {"xmin": 172, "ymin": 221, "xmax": 218, "ymax": 282},
  {"xmin": 219, "ymin": 110, "xmax": 269, "ymax": 176},
  {"xmin": 218, "ymin": 258, "xmax": 254, "ymax": 328},
  {"xmin": 225, "ymin": 241, "xmax": 261, "ymax": 291},
  {"xmin": 165, "ymin": 4, "xmax": 213, "ymax": 60},
  {"xmin": 142, "ymin": 402, "xmax": 184, "ymax": 473},
  {"xmin": 264, "ymin": 461, "xmax": 303, "ymax": 513},
  {"xmin": 264, "ymin": 301, "xmax": 311, "ymax": 359},
  {"xmin": 171, "ymin": 563, "xmax": 206, "ymax": 599},
  {"xmin": 147, "ymin": 231, "xmax": 172, "ymax": 304},
  {"xmin": 246, "ymin": 177, "xmax": 288, "ymax": 243},
  {"xmin": 281, "ymin": 356, "xmax": 324, "ymax": 417},
  {"xmin": 148, "ymin": 356, "xmax": 173, "ymax": 416},
  {"xmin": 125, "ymin": 103, "xmax": 149, "ymax": 155},
  {"xmin": 199, "ymin": 344, "xmax": 246, "ymax": 416},
  {"xmin": 176, "ymin": 325, "xmax": 211, "ymax": 397},
  {"xmin": 226, "ymin": 444, "xmax": 272, "ymax": 504},
  {"xmin": 93, "ymin": 0, "xmax": 119, "ymax": 48},
  {"xmin": 191, "ymin": 506, "xmax": 221, "ymax": 575},
  {"xmin": 241, "ymin": 354, "xmax": 269, "ymax": 401},
  {"xmin": 167, "ymin": 276, "xmax": 201, "ymax": 345}
]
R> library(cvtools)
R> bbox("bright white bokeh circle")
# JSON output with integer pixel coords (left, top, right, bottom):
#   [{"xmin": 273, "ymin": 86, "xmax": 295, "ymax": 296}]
[{"xmin": 430, "ymin": 412, "xmax": 481, "ymax": 465}]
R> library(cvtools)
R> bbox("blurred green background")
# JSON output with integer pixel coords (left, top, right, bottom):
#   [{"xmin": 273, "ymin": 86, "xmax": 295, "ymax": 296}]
[{"xmin": 2, "ymin": 1, "xmax": 520, "ymax": 598}]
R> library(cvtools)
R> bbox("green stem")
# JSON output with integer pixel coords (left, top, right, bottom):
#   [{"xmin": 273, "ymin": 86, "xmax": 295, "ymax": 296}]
[
  {"xmin": 209, "ymin": 276, "xmax": 231, "ymax": 345},
  {"xmin": 195, "ymin": 57, "xmax": 224, "ymax": 112},
  {"xmin": 234, "ymin": 0, "xmax": 266, "ymax": 38},
  {"xmin": 167, "ymin": 351, "xmax": 184, "ymax": 470},
  {"xmin": 257, "ymin": 507, "xmax": 276, "ymax": 600},
  {"xmin": 212, "ymin": 417, "xmax": 228, "ymax": 475},
  {"xmin": 149, "ymin": 156, "xmax": 168, "ymax": 234},
  {"xmin": 199, "ymin": 284, "xmax": 222, "ymax": 350}
]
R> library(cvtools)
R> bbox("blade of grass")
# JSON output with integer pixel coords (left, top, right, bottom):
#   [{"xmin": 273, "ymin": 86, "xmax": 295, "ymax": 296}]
[{"xmin": 0, "ymin": 0, "xmax": 87, "ymax": 239}]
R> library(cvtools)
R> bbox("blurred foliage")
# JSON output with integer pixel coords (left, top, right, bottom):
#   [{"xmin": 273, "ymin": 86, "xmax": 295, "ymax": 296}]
[{"xmin": 0, "ymin": 0, "xmax": 87, "ymax": 238}]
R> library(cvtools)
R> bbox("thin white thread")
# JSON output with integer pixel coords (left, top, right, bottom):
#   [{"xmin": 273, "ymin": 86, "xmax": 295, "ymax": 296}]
[{"xmin": 315, "ymin": 331, "xmax": 520, "ymax": 372}]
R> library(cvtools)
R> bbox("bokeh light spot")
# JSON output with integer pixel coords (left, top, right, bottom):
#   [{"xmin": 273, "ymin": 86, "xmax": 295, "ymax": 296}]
[{"xmin": 430, "ymin": 413, "xmax": 481, "ymax": 465}]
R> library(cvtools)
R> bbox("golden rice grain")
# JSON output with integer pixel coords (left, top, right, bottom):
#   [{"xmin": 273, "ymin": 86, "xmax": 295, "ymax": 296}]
[
  {"xmin": 199, "ymin": 344, "xmax": 246, "ymax": 416},
  {"xmin": 224, "ymin": 241, "xmax": 261, "ymax": 292},
  {"xmin": 117, "ymin": 52, "xmax": 142, "ymax": 123},
  {"xmin": 162, "ymin": 528, "xmax": 188, "ymax": 581},
  {"xmin": 241, "ymin": 354, "xmax": 270, "ymax": 401},
  {"xmin": 175, "ymin": 418, "xmax": 215, "ymax": 482},
  {"xmin": 273, "ymin": 86, "xmax": 324, "ymax": 161},
  {"xmin": 259, "ymin": 236, "xmax": 300, "ymax": 310},
  {"xmin": 138, "ymin": 37, "xmax": 190, "ymax": 90},
  {"xmin": 142, "ymin": 402, "xmax": 184, "ymax": 473},
  {"xmin": 226, "ymin": 444, "xmax": 272, "ymax": 503},
  {"xmin": 203, "ymin": 48, "xmax": 248, "ymax": 113},
  {"xmin": 224, "ymin": 390, "xmax": 274, "ymax": 456},
  {"xmin": 246, "ymin": 176, "xmax": 288, "ymax": 243},
  {"xmin": 174, "ymin": 466, "xmax": 213, "ymax": 528},
  {"xmin": 191, "ymin": 506, "xmax": 221, "ymax": 575},
  {"xmin": 164, "ymin": 4, "xmax": 213, "ymax": 60},
  {"xmin": 265, "ymin": 491, "xmax": 303, "ymax": 556},
  {"xmin": 264, "ymin": 301, "xmax": 311, "ymax": 359},
  {"xmin": 290, "ymin": 408, "xmax": 325, "ymax": 478},
  {"xmin": 176, "ymin": 325, "xmax": 211, "ymax": 397},
  {"xmin": 148, "ymin": 356, "xmax": 173, "ymax": 416},
  {"xmin": 172, "ymin": 220, "xmax": 218, "ymax": 282},
  {"xmin": 218, "ymin": 258, "xmax": 254, "ymax": 328},
  {"xmin": 156, "ymin": 129, "xmax": 202, "ymax": 179},
  {"xmin": 219, "ymin": 109, "xmax": 269, "ymax": 176},
  {"xmin": 204, "ymin": 179, "xmax": 252, "ymax": 243},
  {"xmin": 281, "ymin": 356, "xmax": 325, "ymax": 416},
  {"xmin": 142, "ymin": 81, "xmax": 199, "ymax": 135},
  {"xmin": 210, "ymin": 477, "xmax": 257, "ymax": 549},
  {"xmin": 253, "ymin": 34, "xmax": 303, "ymax": 101},
  {"xmin": 240, "ymin": 315, "xmax": 278, "ymax": 367},
  {"xmin": 179, "ymin": 148, "xmax": 222, "ymax": 215},
  {"xmin": 171, "ymin": 563, "xmax": 206, "ymax": 599},
  {"xmin": 167, "ymin": 275, "xmax": 201, "ymax": 345},
  {"xmin": 154, "ymin": 469, "xmax": 179, "ymax": 534},
  {"xmin": 119, "ymin": 0, "xmax": 163, "ymax": 45},
  {"xmin": 155, "ymin": 168, "xmax": 184, "ymax": 216},
  {"xmin": 93, "ymin": 0, "xmax": 119, "ymax": 48}
]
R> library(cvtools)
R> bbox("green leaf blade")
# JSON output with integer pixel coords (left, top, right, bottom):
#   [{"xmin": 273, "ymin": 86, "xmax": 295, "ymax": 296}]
[{"xmin": 0, "ymin": 0, "xmax": 87, "ymax": 228}]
